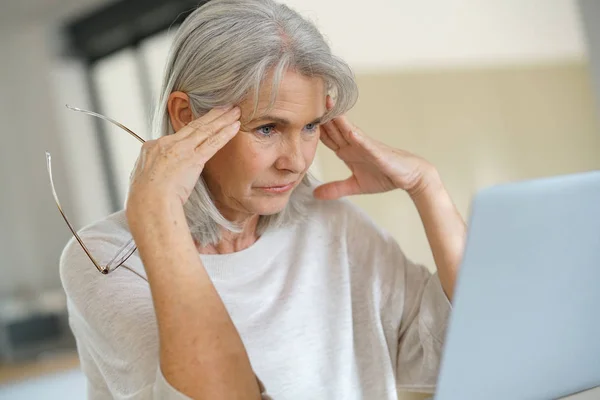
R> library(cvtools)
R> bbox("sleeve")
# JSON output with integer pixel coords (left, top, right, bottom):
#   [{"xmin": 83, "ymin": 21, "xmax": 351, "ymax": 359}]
[
  {"xmin": 60, "ymin": 237, "xmax": 193, "ymax": 400},
  {"xmin": 394, "ymin": 262, "xmax": 452, "ymax": 392},
  {"xmin": 343, "ymin": 200, "xmax": 452, "ymax": 393}
]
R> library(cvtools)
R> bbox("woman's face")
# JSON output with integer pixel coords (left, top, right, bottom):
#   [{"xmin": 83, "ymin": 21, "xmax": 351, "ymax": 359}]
[{"xmin": 202, "ymin": 70, "xmax": 326, "ymax": 222}]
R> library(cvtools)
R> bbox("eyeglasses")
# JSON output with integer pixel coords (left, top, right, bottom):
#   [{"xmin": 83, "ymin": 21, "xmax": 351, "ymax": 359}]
[{"xmin": 46, "ymin": 105, "xmax": 147, "ymax": 279}]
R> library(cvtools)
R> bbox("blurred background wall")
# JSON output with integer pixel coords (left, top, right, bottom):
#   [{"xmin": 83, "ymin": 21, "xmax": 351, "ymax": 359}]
[{"xmin": 0, "ymin": 0, "xmax": 599, "ymax": 399}]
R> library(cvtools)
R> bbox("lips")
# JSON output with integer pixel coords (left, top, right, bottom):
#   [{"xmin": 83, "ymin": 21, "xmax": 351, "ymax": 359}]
[
  {"xmin": 255, "ymin": 180, "xmax": 297, "ymax": 193},
  {"xmin": 259, "ymin": 182, "xmax": 295, "ymax": 189}
]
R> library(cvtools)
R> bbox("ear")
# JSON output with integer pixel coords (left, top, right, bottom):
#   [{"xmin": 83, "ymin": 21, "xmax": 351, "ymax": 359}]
[{"xmin": 167, "ymin": 91, "xmax": 194, "ymax": 132}]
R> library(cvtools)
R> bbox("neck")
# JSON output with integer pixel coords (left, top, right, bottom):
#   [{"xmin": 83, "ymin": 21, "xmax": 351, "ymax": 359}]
[{"xmin": 196, "ymin": 214, "xmax": 260, "ymax": 255}]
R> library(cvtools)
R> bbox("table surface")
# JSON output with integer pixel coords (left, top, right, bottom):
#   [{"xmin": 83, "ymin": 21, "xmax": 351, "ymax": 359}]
[
  {"xmin": 558, "ymin": 386, "xmax": 600, "ymax": 399},
  {"xmin": 0, "ymin": 352, "xmax": 79, "ymax": 385}
]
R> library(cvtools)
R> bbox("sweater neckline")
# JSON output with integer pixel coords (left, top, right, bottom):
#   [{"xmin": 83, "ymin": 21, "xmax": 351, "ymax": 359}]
[{"xmin": 199, "ymin": 224, "xmax": 291, "ymax": 281}]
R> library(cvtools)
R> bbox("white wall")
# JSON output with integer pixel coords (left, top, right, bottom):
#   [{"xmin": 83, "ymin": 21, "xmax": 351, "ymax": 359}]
[
  {"xmin": 49, "ymin": 60, "xmax": 113, "ymax": 227},
  {"xmin": 578, "ymin": 0, "xmax": 600, "ymax": 107},
  {"xmin": 283, "ymin": 0, "xmax": 586, "ymax": 71},
  {"xmin": 0, "ymin": 23, "xmax": 77, "ymax": 296}
]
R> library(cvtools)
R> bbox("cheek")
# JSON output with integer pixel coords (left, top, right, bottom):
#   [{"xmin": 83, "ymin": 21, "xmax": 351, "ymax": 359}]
[
  {"xmin": 303, "ymin": 134, "xmax": 320, "ymax": 163},
  {"xmin": 222, "ymin": 134, "xmax": 276, "ymax": 182},
  {"xmin": 243, "ymin": 149, "xmax": 271, "ymax": 177},
  {"xmin": 203, "ymin": 137, "xmax": 246, "ymax": 186}
]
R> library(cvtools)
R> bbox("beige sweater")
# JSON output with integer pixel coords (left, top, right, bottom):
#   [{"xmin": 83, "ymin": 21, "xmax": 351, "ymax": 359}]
[{"xmin": 59, "ymin": 196, "xmax": 451, "ymax": 399}]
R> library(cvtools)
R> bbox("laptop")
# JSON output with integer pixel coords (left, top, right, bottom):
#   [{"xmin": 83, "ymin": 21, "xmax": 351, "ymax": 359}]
[{"xmin": 434, "ymin": 170, "xmax": 600, "ymax": 400}]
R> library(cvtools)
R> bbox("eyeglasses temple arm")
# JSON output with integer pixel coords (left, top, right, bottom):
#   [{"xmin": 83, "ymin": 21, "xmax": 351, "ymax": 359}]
[
  {"xmin": 46, "ymin": 152, "xmax": 111, "ymax": 274},
  {"xmin": 65, "ymin": 104, "xmax": 146, "ymax": 144}
]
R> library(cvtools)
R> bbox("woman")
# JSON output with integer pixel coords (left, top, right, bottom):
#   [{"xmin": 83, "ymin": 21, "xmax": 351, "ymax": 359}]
[{"xmin": 60, "ymin": 0, "xmax": 466, "ymax": 399}]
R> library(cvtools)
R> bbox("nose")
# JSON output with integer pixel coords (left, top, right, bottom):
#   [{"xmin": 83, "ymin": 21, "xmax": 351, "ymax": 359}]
[{"xmin": 274, "ymin": 135, "xmax": 306, "ymax": 174}]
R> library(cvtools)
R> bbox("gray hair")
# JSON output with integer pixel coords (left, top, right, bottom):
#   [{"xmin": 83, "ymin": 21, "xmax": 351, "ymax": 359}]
[{"xmin": 151, "ymin": 0, "xmax": 358, "ymax": 246}]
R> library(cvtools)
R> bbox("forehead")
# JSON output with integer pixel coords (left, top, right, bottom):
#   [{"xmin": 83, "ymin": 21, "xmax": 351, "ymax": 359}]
[{"xmin": 239, "ymin": 70, "xmax": 326, "ymax": 123}]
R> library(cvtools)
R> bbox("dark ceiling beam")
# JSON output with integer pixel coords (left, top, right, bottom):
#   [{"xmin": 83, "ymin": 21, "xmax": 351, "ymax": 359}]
[{"xmin": 64, "ymin": 0, "xmax": 207, "ymax": 63}]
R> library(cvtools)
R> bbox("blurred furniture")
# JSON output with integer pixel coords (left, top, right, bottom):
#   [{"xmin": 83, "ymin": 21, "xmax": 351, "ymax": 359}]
[
  {"xmin": 0, "ymin": 289, "xmax": 74, "ymax": 363},
  {"xmin": 0, "ymin": 352, "xmax": 79, "ymax": 386}
]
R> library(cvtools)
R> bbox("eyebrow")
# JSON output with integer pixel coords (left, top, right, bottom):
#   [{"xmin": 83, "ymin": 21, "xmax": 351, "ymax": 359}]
[{"xmin": 248, "ymin": 114, "xmax": 325, "ymax": 126}]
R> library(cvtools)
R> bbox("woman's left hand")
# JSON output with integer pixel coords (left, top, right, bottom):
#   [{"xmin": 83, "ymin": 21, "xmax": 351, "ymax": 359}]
[
  {"xmin": 314, "ymin": 97, "xmax": 465, "ymax": 301},
  {"xmin": 313, "ymin": 96, "xmax": 439, "ymax": 200}
]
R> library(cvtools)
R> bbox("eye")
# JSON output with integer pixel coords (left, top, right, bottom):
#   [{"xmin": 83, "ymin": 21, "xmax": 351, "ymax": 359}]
[
  {"xmin": 305, "ymin": 123, "xmax": 319, "ymax": 132},
  {"xmin": 256, "ymin": 124, "xmax": 275, "ymax": 137}
]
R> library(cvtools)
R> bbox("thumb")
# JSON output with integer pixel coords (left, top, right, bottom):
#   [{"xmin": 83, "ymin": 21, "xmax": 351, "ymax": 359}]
[{"xmin": 313, "ymin": 176, "xmax": 360, "ymax": 200}]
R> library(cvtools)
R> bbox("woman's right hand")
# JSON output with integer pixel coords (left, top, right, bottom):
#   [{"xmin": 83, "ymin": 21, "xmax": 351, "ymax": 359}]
[
  {"xmin": 126, "ymin": 105, "xmax": 241, "ymax": 214},
  {"xmin": 122, "ymin": 105, "xmax": 262, "ymax": 400}
]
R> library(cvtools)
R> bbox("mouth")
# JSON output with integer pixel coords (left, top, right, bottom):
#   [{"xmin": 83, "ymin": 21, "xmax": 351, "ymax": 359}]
[{"xmin": 255, "ymin": 181, "xmax": 297, "ymax": 194}]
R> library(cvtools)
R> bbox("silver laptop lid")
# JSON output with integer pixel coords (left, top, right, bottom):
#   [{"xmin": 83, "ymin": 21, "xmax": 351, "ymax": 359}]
[{"xmin": 435, "ymin": 171, "xmax": 600, "ymax": 400}]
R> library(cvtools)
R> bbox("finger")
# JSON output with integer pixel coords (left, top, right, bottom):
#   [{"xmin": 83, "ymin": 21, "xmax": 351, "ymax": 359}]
[
  {"xmin": 344, "ymin": 129, "xmax": 386, "ymax": 166},
  {"xmin": 172, "ymin": 106, "xmax": 230, "ymax": 139},
  {"xmin": 177, "ymin": 105, "xmax": 238, "ymax": 139},
  {"xmin": 347, "ymin": 128, "xmax": 377, "ymax": 152},
  {"xmin": 319, "ymin": 128, "xmax": 339, "ymax": 151},
  {"xmin": 313, "ymin": 177, "xmax": 361, "ymax": 200},
  {"xmin": 195, "ymin": 120, "xmax": 240, "ymax": 162},
  {"xmin": 326, "ymin": 95, "xmax": 334, "ymax": 111},
  {"xmin": 204, "ymin": 106, "xmax": 241, "ymax": 136},
  {"xmin": 346, "ymin": 128, "xmax": 376, "ymax": 153},
  {"xmin": 202, "ymin": 105, "xmax": 236, "ymax": 124},
  {"xmin": 322, "ymin": 120, "xmax": 349, "ymax": 148},
  {"xmin": 185, "ymin": 106, "xmax": 241, "ymax": 145},
  {"xmin": 322, "ymin": 96, "xmax": 348, "ymax": 147},
  {"xmin": 331, "ymin": 114, "xmax": 356, "ymax": 143},
  {"xmin": 324, "ymin": 95, "xmax": 352, "ymax": 145}
]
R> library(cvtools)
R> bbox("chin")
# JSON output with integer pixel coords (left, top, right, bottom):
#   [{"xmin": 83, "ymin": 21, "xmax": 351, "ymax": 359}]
[{"xmin": 251, "ymin": 196, "xmax": 292, "ymax": 216}]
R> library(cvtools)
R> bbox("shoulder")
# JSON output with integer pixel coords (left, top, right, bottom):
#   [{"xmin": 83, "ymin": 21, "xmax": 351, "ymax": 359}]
[
  {"xmin": 59, "ymin": 210, "xmax": 147, "ymax": 303},
  {"xmin": 59, "ymin": 209, "xmax": 131, "ymax": 272},
  {"xmin": 59, "ymin": 211, "xmax": 160, "ymax": 397},
  {"xmin": 298, "ymin": 184, "xmax": 408, "ymax": 279},
  {"xmin": 301, "ymin": 188, "xmax": 396, "ymax": 249}
]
